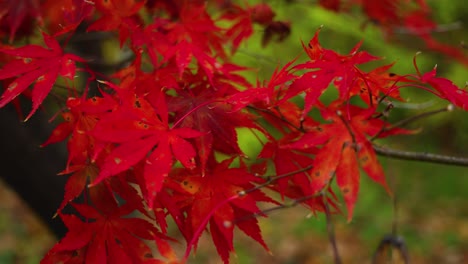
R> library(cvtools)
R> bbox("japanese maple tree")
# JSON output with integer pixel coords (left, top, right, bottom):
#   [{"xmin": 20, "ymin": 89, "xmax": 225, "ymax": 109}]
[{"xmin": 0, "ymin": 0, "xmax": 467, "ymax": 263}]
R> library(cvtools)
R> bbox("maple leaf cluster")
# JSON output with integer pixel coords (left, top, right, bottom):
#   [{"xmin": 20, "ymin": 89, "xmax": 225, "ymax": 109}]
[
  {"xmin": 318, "ymin": 0, "xmax": 468, "ymax": 66},
  {"xmin": 0, "ymin": 1, "xmax": 467, "ymax": 263}
]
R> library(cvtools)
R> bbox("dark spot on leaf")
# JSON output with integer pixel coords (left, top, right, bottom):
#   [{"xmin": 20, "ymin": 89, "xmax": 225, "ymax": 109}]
[
  {"xmin": 135, "ymin": 99, "xmax": 141, "ymax": 108},
  {"xmin": 342, "ymin": 187, "xmax": 350, "ymax": 194},
  {"xmin": 389, "ymin": 73, "xmax": 396, "ymax": 77},
  {"xmin": 314, "ymin": 171, "xmax": 320, "ymax": 177},
  {"xmin": 183, "ymin": 180, "xmax": 188, "ymax": 186}
]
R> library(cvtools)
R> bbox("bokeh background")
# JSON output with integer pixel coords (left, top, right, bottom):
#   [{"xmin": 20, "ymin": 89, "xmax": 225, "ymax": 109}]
[{"xmin": 1, "ymin": 0, "xmax": 467, "ymax": 263}]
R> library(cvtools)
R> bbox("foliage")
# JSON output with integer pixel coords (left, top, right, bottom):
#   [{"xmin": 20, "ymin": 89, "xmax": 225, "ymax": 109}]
[{"xmin": 0, "ymin": 0, "xmax": 467, "ymax": 263}]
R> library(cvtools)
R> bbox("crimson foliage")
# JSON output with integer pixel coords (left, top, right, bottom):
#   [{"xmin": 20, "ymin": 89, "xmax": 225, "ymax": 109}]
[{"xmin": 0, "ymin": 1, "xmax": 467, "ymax": 263}]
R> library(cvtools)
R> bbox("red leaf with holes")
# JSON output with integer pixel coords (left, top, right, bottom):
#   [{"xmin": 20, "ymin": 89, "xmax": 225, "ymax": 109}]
[{"xmin": 0, "ymin": 32, "xmax": 84, "ymax": 120}]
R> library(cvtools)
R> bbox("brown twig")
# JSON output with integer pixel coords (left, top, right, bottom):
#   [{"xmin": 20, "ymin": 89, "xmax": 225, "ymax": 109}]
[
  {"xmin": 373, "ymin": 144, "xmax": 468, "ymax": 167},
  {"xmin": 323, "ymin": 195, "xmax": 342, "ymax": 264},
  {"xmin": 386, "ymin": 104, "xmax": 453, "ymax": 131}
]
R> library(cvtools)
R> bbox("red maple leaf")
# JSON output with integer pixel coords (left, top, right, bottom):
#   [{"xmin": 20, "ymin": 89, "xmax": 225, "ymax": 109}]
[
  {"xmin": 348, "ymin": 63, "xmax": 407, "ymax": 105},
  {"xmin": 41, "ymin": 203, "xmax": 176, "ymax": 264},
  {"xmin": 153, "ymin": 2, "xmax": 227, "ymax": 80},
  {"xmin": 402, "ymin": 10, "xmax": 468, "ymax": 67},
  {"xmin": 222, "ymin": 3, "xmax": 276, "ymax": 51},
  {"xmin": 42, "ymin": 0, "xmax": 94, "ymax": 35},
  {"xmin": 91, "ymin": 86, "xmax": 203, "ymax": 207},
  {"xmin": 418, "ymin": 66, "xmax": 468, "ymax": 110},
  {"xmin": 0, "ymin": 32, "xmax": 84, "ymax": 120},
  {"xmin": 227, "ymin": 58, "xmax": 297, "ymax": 112},
  {"xmin": 285, "ymin": 103, "xmax": 413, "ymax": 219},
  {"xmin": 282, "ymin": 28, "xmax": 380, "ymax": 116},
  {"xmin": 169, "ymin": 82, "xmax": 261, "ymax": 173},
  {"xmin": 88, "ymin": 0, "xmax": 145, "ymax": 33},
  {"xmin": 0, "ymin": 0, "xmax": 41, "ymax": 41},
  {"xmin": 258, "ymin": 133, "xmax": 317, "ymax": 198},
  {"xmin": 56, "ymin": 162, "xmax": 99, "ymax": 213},
  {"xmin": 361, "ymin": 0, "xmax": 401, "ymax": 27},
  {"xmin": 42, "ymin": 95, "xmax": 116, "ymax": 167},
  {"xmin": 171, "ymin": 157, "xmax": 274, "ymax": 264}
]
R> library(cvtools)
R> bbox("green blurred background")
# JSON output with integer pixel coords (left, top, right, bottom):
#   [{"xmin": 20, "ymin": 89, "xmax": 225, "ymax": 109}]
[{"xmin": 1, "ymin": 0, "xmax": 467, "ymax": 263}]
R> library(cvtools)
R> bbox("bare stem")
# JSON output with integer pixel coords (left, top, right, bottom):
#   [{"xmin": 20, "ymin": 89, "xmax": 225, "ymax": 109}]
[
  {"xmin": 324, "ymin": 196, "xmax": 342, "ymax": 264},
  {"xmin": 387, "ymin": 105, "xmax": 452, "ymax": 130},
  {"xmin": 373, "ymin": 144, "xmax": 468, "ymax": 167},
  {"xmin": 372, "ymin": 104, "xmax": 451, "ymax": 140},
  {"xmin": 232, "ymin": 192, "xmax": 322, "ymax": 224}
]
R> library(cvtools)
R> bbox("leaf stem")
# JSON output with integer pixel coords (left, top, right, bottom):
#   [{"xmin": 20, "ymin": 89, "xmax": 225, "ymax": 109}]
[
  {"xmin": 171, "ymin": 99, "xmax": 223, "ymax": 129},
  {"xmin": 232, "ymin": 192, "xmax": 323, "ymax": 224}
]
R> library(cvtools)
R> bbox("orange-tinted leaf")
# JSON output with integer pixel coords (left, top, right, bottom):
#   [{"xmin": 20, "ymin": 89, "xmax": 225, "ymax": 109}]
[
  {"xmin": 335, "ymin": 144, "xmax": 360, "ymax": 221},
  {"xmin": 358, "ymin": 139, "xmax": 391, "ymax": 195},
  {"xmin": 309, "ymin": 136, "xmax": 345, "ymax": 193}
]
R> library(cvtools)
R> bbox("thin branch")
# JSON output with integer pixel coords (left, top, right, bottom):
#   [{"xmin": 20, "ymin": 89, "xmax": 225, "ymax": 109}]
[
  {"xmin": 387, "ymin": 104, "xmax": 453, "ymax": 130},
  {"xmin": 373, "ymin": 144, "xmax": 468, "ymax": 167},
  {"xmin": 372, "ymin": 104, "xmax": 452, "ymax": 140},
  {"xmin": 323, "ymin": 195, "xmax": 342, "ymax": 264},
  {"xmin": 232, "ymin": 192, "xmax": 322, "ymax": 224}
]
